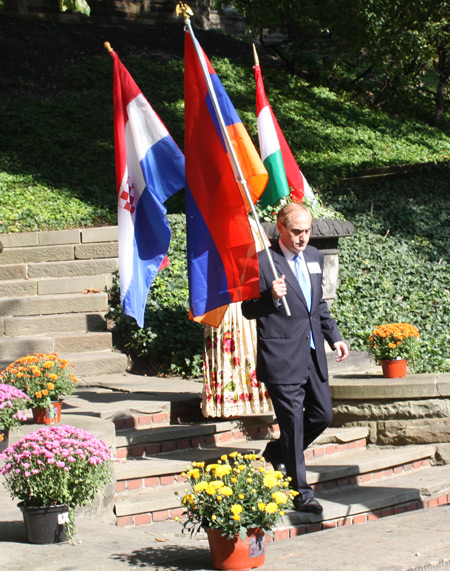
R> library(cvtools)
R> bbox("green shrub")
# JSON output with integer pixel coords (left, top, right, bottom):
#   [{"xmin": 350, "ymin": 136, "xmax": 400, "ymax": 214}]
[
  {"xmin": 328, "ymin": 163, "xmax": 450, "ymax": 373},
  {"xmin": 107, "ymin": 214, "xmax": 204, "ymax": 378}
]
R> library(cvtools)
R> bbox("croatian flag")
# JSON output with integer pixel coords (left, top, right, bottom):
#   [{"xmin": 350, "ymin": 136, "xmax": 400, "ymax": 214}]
[
  {"xmin": 111, "ymin": 50, "xmax": 185, "ymax": 327},
  {"xmin": 254, "ymin": 60, "xmax": 314, "ymax": 207},
  {"xmin": 184, "ymin": 31, "xmax": 268, "ymax": 327}
]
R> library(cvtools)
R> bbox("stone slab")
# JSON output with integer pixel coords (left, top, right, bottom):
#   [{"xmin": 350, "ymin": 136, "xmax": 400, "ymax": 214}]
[
  {"xmin": 38, "ymin": 229, "xmax": 81, "ymax": 246},
  {"xmin": 3, "ymin": 312, "xmax": 107, "ymax": 336},
  {"xmin": 377, "ymin": 418, "xmax": 450, "ymax": 445},
  {"xmin": 330, "ymin": 373, "xmax": 450, "ymax": 399},
  {"xmin": 0, "ymin": 292, "xmax": 109, "ymax": 317},
  {"xmin": 37, "ymin": 274, "xmax": 112, "ymax": 295},
  {"xmin": 0, "ymin": 279, "xmax": 37, "ymax": 297},
  {"xmin": 81, "ymin": 226, "xmax": 118, "ymax": 243},
  {"xmin": 53, "ymin": 331, "xmax": 112, "ymax": 353},
  {"xmin": 75, "ymin": 242, "xmax": 118, "ymax": 260},
  {"xmin": 0, "ymin": 336, "xmax": 55, "ymax": 359},
  {"xmin": 333, "ymin": 398, "xmax": 450, "ymax": 423},
  {"xmin": 0, "ymin": 264, "xmax": 27, "ymax": 281},
  {"xmin": 64, "ymin": 351, "xmax": 128, "ymax": 377},
  {"xmin": 0, "ymin": 244, "xmax": 75, "ymax": 265},
  {"xmin": 0, "ymin": 232, "xmax": 39, "ymax": 248},
  {"xmin": 28, "ymin": 258, "xmax": 118, "ymax": 278}
]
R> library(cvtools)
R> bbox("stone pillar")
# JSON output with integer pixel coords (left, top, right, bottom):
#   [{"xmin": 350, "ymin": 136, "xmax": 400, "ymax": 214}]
[{"xmin": 262, "ymin": 218, "xmax": 355, "ymax": 308}]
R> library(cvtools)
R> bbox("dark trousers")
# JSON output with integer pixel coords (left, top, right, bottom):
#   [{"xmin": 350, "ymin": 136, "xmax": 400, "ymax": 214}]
[{"xmin": 265, "ymin": 349, "xmax": 333, "ymax": 499}]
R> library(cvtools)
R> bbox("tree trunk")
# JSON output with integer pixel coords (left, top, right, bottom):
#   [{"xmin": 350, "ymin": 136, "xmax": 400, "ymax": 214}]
[{"xmin": 432, "ymin": 44, "xmax": 449, "ymax": 128}]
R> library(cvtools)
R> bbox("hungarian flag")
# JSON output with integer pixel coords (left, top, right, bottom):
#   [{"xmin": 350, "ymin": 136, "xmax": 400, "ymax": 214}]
[
  {"xmin": 254, "ymin": 60, "xmax": 314, "ymax": 208},
  {"xmin": 184, "ymin": 30, "xmax": 268, "ymax": 327}
]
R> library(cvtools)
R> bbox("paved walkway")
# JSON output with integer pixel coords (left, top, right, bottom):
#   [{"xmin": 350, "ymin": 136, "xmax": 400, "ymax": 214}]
[{"xmin": 1, "ymin": 488, "xmax": 450, "ymax": 571}]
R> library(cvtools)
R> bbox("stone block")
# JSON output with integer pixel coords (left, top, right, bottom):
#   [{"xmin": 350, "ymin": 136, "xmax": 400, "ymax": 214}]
[
  {"xmin": 0, "ymin": 292, "xmax": 109, "ymax": 317},
  {"xmin": 333, "ymin": 398, "xmax": 450, "ymax": 424},
  {"xmin": 4, "ymin": 312, "xmax": 107, "ymax": 336},
  {"xmin": 0, "ymin": 279, "xmax": 37, "ymax": 297},
  {"xmin": 37, "ymin": 275, "xmax": 111, "ymax": 295},
  {"xmin": 377, "ymin": 418, "xmax": 450, "ymax": 445},
  {"xmin": 54, "ymin": 331, "xmax": 112, "ymax": 353},
  {"xmin": 81, "ymin": 226, "xmax": 118, "ymax": 243},
  {"xmin": 435, "ymin": 443, "xmax": 450, "ymax": 465},
  {"xmin": 75, "ymin": 243, "xmax": 119, "ymax": 260},
  {"xmin": 0, "ymin": 245, "xmax": 75, "ymax": 265},
  {"xmin": 38, "ymin": 229, "xmax": 81, "ymax": 246},
  {"xmin": 0, "ymin": 336, "xmax": 54, "ymax": 360},
  {"xmin": 0, "ymin": 232, "xmax": 38, "ymax": 248},
  {"xmin": 69, "ymin": 351, "xmax": 128, "ymax": 377},
  {"xmin": 0, "ymin": 264, "xmax": 27, "ymax": 281},
  {"xmin": 28, "ymin": 258, "xmax": 118, "ymax": 279}
]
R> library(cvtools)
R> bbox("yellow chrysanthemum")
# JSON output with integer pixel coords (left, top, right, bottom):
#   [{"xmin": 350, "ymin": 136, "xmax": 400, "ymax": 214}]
[
  {"xmin": 194, "ymin": 481, "xmax": 209, "ymax": 493},
  {"xmin": 221, "ymin": 487, "xmax": 233, "ymax": 497},
  {"xmin": 263, "ymin": 474, "xmax": 278, "ymax": 488},
  {"xmin": 272, "ymin": 491, "xmax": 288, "ymax": 504},
  {"xmin": 230, "ymin": 505, "xmax": 243, "ymax": 515},
  {"xmin": 265, "ymin": 502, "xmax": 278, "ymax": 514}
]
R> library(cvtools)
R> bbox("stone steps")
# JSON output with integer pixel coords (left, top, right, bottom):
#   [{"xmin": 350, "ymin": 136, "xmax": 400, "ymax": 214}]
[
  {"xmin": 113, "ymin": 441, "xmax": 440, "ymax": 528},
  {"xmin": 0, "ymin": 226, "xmax": 127, "ymax": 379},
  {"xmin": 115, "ymin": 417, "xmax": 281, "ymax": 459}
]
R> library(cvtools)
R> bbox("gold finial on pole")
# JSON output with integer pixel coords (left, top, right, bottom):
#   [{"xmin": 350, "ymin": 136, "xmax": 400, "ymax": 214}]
[
  {"xmin": 176, "ymin": 1, "xmax": 194, "ymax": 20},
  {"xmin": 252, "ymin": 43, "xmax": 259, "ymax": 67},
  {"xmin": 104, "ymin": 41, "xmax": 114, "ymax": 53}
]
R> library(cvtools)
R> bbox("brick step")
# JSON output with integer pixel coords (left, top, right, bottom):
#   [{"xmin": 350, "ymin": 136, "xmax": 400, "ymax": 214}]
[
  {"xmin": 115, "ymin": 417, "xmax": 281, "ymax": 459},
  {"xmin": 113, "ymin": 444, "xmax": 435, "ymax": 526},
  {"xmin": 115, "ymin": 427, "xmax": 369, "ymax": 489},
  {"xmin": 114, "ymin": 442, "xmax": 440, "ymax": 531},
  {"xmin": 0, "ymin": 274, "xmax": 113, "ymax": 297},
  {"xmin": 2, "ymin": 312, "xmax": 107, "ymax": 337},
  {"xmin": 0, "ymin": 291, "xmax": 109, "ymax": 317},
  {"xmin": 275, "ymin": 463, "xmax": 450, "ymax": 540}
]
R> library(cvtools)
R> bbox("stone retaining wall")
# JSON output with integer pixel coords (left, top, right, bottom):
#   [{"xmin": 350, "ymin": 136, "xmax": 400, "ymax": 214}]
[{"xmin": 330, "ymin": 372, "xmax": 450, "ymax": 449}]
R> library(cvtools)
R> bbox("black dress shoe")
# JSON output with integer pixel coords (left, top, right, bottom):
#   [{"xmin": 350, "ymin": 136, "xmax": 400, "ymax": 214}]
[
  {"xmin": 272, "ymin": 463, "xmax": 288, "ymax": 477},
  {"xmin": 293, "ymin": 497, "xmax": 323, "ymax": 514},
  {"xmin": 262, "ymin": 443, "xmax": 288, "ymax": 477}
]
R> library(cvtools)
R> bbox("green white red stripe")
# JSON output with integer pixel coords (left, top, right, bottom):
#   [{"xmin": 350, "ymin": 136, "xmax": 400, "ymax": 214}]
[{"xmin": 254, "ymin": 63, "xmax": 314, "ymax": 208}]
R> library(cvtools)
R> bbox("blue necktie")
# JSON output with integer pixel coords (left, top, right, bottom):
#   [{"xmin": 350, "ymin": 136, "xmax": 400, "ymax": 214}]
[{"xmin": 294, "ymin": 254, "xmax": 315, "ymax": 349}]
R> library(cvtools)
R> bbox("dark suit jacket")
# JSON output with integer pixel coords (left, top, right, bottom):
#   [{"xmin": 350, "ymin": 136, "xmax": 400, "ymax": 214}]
[{"xmin": 241, "ymin": 242, "xmax": 342, "ymax": 384}]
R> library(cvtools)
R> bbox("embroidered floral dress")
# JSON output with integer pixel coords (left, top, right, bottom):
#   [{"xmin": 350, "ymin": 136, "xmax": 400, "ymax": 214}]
[
  {"xmin": 201, "ymin": 219, "xmax": 273, "ymax": 418},
  {"xmin": 202, "ymin": 303, "xmax": 273, "ymax": 417}
]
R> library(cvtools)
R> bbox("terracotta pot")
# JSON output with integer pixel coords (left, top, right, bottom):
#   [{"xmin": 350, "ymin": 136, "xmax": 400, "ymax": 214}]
[
  {"xmin": 19, "ymin": 502, "xmax": 69, "ymax": 544},
  {"xmin": 32, "ymin": 401, "xmax": 62, "ymax": 425},
  {"xmin": 381, "ymin": 359, "xmax": 407, "ymax": 378},
  {"xmin": 206, "ymin": 527, "xmax": 267, "ymax": 571}
]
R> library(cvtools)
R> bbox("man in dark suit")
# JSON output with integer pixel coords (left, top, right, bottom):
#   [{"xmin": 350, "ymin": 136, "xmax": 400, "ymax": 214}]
[{"xmin": 242, "ymin": 203, "xmax": 349, "ymax": 513}]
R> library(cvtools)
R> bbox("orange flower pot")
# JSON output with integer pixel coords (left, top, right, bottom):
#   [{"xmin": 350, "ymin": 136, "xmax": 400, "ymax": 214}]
[
  {"xmin": 32, "ymin": 401, "xmax": 62, "ymax": 425},
  {"xmin": 380, "ymin": 359, "xmax": 407, "ymax": 378},
  {"xmin": 206, "ymin": 528, "xmax": 267, "ymax": 571}
]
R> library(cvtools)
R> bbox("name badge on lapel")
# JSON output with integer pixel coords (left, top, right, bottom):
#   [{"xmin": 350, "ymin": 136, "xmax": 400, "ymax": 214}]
[{"xmin": 307, "ymin": 261, "xmax": 321, "ymax": 274}]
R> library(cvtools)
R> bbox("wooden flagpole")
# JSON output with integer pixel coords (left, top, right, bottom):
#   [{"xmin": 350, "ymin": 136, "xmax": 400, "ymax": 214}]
[{"xmin": 177, "ymin": 3, "xmax": 291, "ymax": 317}]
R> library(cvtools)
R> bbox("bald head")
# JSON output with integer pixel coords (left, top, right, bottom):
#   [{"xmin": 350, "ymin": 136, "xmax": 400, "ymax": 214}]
[{"xmin": 277, "ymin": 203, "xmax": 313, "ymax": 254}]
